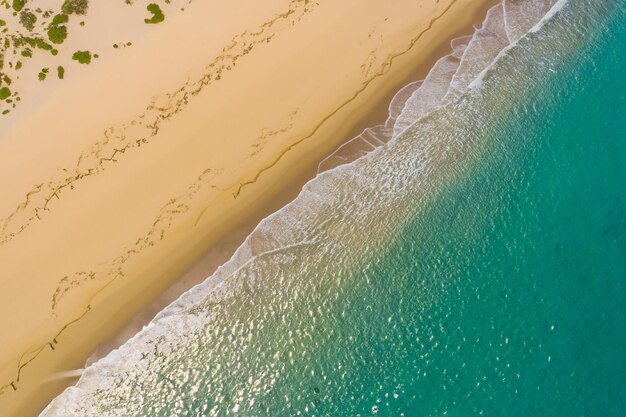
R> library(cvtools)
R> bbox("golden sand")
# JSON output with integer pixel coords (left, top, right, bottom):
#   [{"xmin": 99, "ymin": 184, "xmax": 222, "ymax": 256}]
[{"xmin": 0, "ymin": 0, "xmax": 495, "ymax": 415}]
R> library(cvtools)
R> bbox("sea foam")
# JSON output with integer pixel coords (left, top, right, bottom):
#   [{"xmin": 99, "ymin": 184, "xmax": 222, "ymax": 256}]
[
  {"xmin": 41, "ymin": 0, "xmax": 579, "ymax": 415},
  {"xmin": 320, "ymin": 0, "xmax": 560, "ymax": 173}
]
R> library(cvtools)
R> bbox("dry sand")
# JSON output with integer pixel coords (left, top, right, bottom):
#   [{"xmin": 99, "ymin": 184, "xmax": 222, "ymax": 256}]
[{"xmin": 0, "ymin": 0, "xmax": 495, "ymax": 415}]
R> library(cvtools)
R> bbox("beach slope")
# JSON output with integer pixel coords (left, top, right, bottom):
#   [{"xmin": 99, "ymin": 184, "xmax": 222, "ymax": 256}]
[{"xmin": 0, "ymin": 0, "xmax": 493, "ymax": 415}]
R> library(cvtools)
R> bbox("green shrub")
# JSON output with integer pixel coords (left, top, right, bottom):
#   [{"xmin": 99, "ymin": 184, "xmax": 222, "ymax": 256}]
[
  {"xmin": 38, "ymin": 68, "xmax": 48, "ymax": 81},
  {"xmin": 51, "ymin": 14, "xmax": 68, "ymax": 25},
  {"xmin": 0, "ymin": 87, "xmax": 11, "ymax": 100},
  {"xmin": 72, "ymin": 50, "xmax": 91, "ymax": 64},
  {"xmin": 61, "ymin": 0, "xmax": 88, "ymax": 15},
  {"xmin": 12, "ymin": 0, "xmax": 25, "ymax": 12},
  {"xmin": 19, "ymin": 11, "xmax": 37, "ymax": 31},
  {"xmin": 57, "ymin": 66, "xmax": 65, "ymax": 79},
  {"xmin": 47, "ymin": 25, "xmax": 67, "ymax": 44},
  {"xmin": 144, "ymin": 4, "xmax": 164, "ymax": 24}
]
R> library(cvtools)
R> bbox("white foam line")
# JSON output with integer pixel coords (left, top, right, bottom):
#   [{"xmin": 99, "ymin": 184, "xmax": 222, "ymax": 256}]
[
  {"xmin": 41, "ymin": 1, "xmax": 572, "ymax": 413},
  {"xmin": 316, "ymin": 80, "xmax": 422, "ymax": 174},
  {"xmin": 468, "ymin": 0, "xmax": 569, "ymax": 92},
  {"xmin": 116, "ymin": 0, "xmax": 570, "ymax": 353},
  {"xmin": 502, "ymin": 0, "xmax": 516, "ymax": 44},
  {"xmin": 153, "ymin": 237, "xmax": 320, "ymax": 321},
  {"xmin": 96, "ymin": 0, "xmax": 571, "ymax": 358}
]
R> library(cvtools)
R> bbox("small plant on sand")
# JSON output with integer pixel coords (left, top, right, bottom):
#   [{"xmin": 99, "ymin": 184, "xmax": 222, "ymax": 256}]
[
  {"xmin": 47, "ymin": 24, "xmax": 67, "ymax": 44},
  {"xmin": 19, "ymin": 11, "xmax": 37, "ymax": 31},
  {"xmin": 0, "ymin": 87, "xmax": 11, "ymax": 100},
  {"xmin": 57, "ymin": 65, "xmax": 64, "ymax": 79},
  {"xmin": 38, "ymin": 67, "xmax": 48, "ymax": 80},
  {"xmin": 72, "ymin": 50, "xmax": 91, "ymax": 64},
  {"xmin": 61, "ymin": 0, "xmax": 88, "ymax": 15},
  {"xmin": 51, "ymin": 14, "xmax": 69, "ymax": 25},
  {"xmin": 144, "ymin": 3, "xmax": 164, "ymax": 24},
  {"xmin": 47, "ymin": 13, "xmax": 69, "ymax": 44},
  {"xmin": 12, "ymin": 0, "xmax": 25, "ymax": 12}
]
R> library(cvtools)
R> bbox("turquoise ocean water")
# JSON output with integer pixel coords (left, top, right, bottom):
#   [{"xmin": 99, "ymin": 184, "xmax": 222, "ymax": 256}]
[{"xmin": 44, "ymin": 0, "xmax": 625, "ymax": 415}]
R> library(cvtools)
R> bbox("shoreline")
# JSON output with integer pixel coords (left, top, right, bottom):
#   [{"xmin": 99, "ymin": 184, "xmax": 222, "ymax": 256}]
[
  {"xmin": 88, "ymin": 0, "xmax": 501, "ymax": 368},
  {"xmin": 0, "ymin": 1, "xmax": 498, "ymax": 415}
]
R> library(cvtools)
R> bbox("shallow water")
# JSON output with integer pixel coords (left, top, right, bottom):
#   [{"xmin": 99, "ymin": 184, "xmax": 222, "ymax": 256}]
[{"xmin": 43, "ymin": 0, "xmax": 626, "ymax": 415}]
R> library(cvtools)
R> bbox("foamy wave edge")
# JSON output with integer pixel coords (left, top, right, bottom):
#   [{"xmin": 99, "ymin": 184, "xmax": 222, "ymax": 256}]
[{"xmin": 41, "ymin": 0, "xmax": 569, "ymax": 415}]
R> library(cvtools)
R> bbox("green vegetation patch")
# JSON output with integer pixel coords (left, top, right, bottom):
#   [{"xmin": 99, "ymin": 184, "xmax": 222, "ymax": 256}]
[
  {"xmin": 38, "ymin": 67, "xmax": 48, "ymax": 81},
  {"xmin": 72, "ymin": 50, "xmax": 91, "ymax": 64},
  {"xmin": 15, "ymin": 36, "xmax": 54, "ymax": 52},
  {"xmin": 12, "ymin": 0, "xmax": 25, "ymax": 12},
  {"xmin": 51, "ymin": 13, "xmax": 69, "ymax": 25},
  {"xmin": 0, "ymin": 87, "xmax": 11, "ymax": 100},
  {"xmin": 57, "ymin": 65, "xmax": 64, "ymax": 79},
  {"xmin": 47, "ymin": 24, "xmax": 67, "ymax": 44},
  {"xmin": 19, "ymin": 10, "xmax": 37, "ymax": 31},
  {"xmin": 61, "ymin": 0, "xmax": 88, "ymax": 15},
  {"xmin": 144, "ymin": 4, "xmax": 164, "ymax": 24},
  {"xmin": 48, "ymin": 13, "xmax": 69, "ymax": 44}
]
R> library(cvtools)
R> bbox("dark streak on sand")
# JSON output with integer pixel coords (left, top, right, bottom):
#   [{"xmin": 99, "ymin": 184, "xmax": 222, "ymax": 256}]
[{"xmin": 0, "ymin": 0, "xmax": 318, "ymax": 397}]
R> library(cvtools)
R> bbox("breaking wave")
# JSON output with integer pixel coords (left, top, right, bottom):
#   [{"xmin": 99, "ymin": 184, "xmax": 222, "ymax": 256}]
[{"xmin": 42, "ymin": 0, "xmax": 617, "ymax": 415}]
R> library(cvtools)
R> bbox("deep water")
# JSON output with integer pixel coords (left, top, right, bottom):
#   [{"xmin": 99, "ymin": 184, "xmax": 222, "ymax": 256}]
[
  {"xmin": 349, "ymin": 6, "xmax": 626, "ymax": 415},
  {"xmin": 292, "ymin": 2, "xmax": 626, "ymax": 413},
  {"xmin": 43, "ymin": 1, "xmax": 626, "ymax": 416}
]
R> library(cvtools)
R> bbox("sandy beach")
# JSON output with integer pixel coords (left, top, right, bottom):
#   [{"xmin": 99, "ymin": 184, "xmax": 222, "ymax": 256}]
[{"xmin": 0, "ymin": 0, "xmax": 496, "ymax": 415}]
